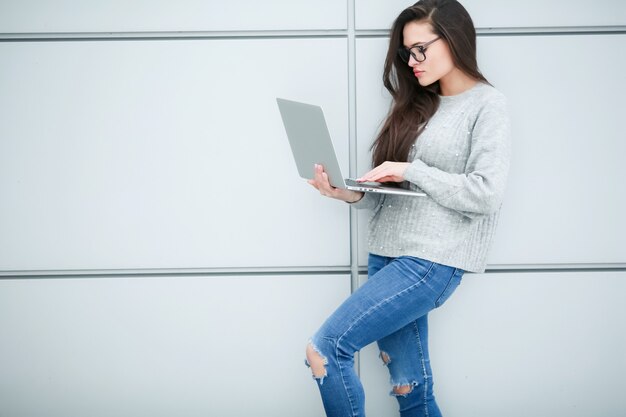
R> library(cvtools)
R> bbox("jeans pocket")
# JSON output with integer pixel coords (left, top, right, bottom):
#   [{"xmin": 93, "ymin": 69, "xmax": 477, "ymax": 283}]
[{"xmin": 434, "ymin": 268, "xmax": 464, "ymax": 308}]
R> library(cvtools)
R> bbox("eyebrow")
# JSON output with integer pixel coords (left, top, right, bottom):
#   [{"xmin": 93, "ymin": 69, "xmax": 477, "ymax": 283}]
[{"xmin": 403, "ymin": 42, "xmax": 424, "ymax": 48}]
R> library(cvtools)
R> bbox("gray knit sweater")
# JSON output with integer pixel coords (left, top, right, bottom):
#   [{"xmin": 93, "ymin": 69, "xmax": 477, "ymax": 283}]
[{"xmin": 350, "ymin": 82, "xmax": 511, "ymax": 273}]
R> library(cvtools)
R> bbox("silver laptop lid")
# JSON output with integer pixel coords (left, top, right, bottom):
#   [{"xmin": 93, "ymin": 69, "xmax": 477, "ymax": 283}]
[
  {"xmin": 276, "ymin": 98, "xmax": 348, "ymax": 189},
  {"xmin": 276, "ymin": 97, "xmax": 427, "ymax": 198}
]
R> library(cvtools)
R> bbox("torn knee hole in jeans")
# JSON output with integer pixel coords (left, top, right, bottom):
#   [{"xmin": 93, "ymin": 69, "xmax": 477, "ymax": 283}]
[
  {"xmin": 379, "ymin": 350, "xmax": 391, "ymax": 366},
  {"xmin": 305, "ymin": 341, "xmax": 328, "ymax": 384},
  {"xmin": 391, "ymin": 381, "xmax": 418, "ymax": 397}
]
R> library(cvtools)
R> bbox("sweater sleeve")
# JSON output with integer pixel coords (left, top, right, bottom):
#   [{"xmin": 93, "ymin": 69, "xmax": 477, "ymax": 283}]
[{"xmin": 403, "ymin": 94, "xmax": 511, "ymax": 218}]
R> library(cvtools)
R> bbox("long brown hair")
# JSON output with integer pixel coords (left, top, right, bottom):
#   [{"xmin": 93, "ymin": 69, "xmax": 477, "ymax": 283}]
[{"xmin": 371, "ymin": 0, "xmax": 489, "ymax": 168}]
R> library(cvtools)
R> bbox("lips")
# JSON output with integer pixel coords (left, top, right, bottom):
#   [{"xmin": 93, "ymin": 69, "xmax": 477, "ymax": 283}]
[{"xmin": 413, "ymin": 70, "xmax": 424, "ymax": 77}]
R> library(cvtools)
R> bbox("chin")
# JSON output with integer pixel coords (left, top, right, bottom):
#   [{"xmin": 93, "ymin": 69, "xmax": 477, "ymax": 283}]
[{"xmin": 417, "ymin": 77, "xmax": 435, "ymax": 87}]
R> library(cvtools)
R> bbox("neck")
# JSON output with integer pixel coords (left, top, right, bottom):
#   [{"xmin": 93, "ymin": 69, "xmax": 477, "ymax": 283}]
[{"xmin": 439, "ymin": 68, "xmax": 478, "ymax": 96}]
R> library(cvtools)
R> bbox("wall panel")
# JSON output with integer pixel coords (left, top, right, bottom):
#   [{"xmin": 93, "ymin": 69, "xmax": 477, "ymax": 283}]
[
  {"xmin": 355, "ymin": 35, "xmax": 626, "ymax": 267},
  {"xmin": 359, "ymin": 270, "xmax": 626, "ymax": 417},
  {"xmin": 0, "ymin": 0, "xmax": 347, "ymax": 33},
  {"xmin": 0, "ymin": 273, "xmax": 350, "ymax": 417},
  {"xmin": 0, "ymin": 38, "xmax": 351, "ymax": 271},
  {"xmin": 356, "ymin": 0, "xmax": 626, "ymax": 30}
]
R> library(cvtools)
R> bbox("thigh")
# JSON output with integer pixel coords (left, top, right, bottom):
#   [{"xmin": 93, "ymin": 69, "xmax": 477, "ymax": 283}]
[{"xmin": 313, "ymin": 255, "xmax": 461, "ymax": 352}]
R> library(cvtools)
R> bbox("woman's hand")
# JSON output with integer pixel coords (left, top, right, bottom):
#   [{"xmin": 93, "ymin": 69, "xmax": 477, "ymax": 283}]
[
  {"xmin": 308, "ymin": 164, "xmax": 364, "ymax": 203},
  {"xmin": 357, "ymin": 161, "xmax": 410, "ymax": 183}
]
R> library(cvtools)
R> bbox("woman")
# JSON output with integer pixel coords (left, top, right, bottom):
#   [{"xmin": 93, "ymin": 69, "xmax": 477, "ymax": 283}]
[{"xmin": 305, "ymin": 0, "xmax": 511, "ymax": 416}]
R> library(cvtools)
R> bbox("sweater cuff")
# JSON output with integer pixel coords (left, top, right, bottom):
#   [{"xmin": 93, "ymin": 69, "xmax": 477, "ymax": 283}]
[
  {"xmin": 403, "ymin": 158, "xmax": 429, "ymax": 187},
  {"xmin": 346, "ymin": 192, "xmax": 380, "ymax": 210}
]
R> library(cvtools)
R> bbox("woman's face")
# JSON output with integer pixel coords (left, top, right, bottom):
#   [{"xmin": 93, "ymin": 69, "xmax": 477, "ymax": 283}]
[{"xmin": 401, "ymin": 20, "xmax": 456, "ymax": 88}]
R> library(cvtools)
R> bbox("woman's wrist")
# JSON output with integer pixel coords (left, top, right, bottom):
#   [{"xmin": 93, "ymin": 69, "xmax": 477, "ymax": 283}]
[{"xmin": 347, "ymin": 192, "xmax": 365, "ymax": 204}]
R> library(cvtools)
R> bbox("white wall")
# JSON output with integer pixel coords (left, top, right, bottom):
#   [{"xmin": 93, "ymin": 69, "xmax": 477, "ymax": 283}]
[
  {"xmin": 0, "ymin": 38, "xmax": 351, "ymax": 270},
  {"xmin": 0, "ymin": 274, "xmax": 350, "ymax": 417},
  {"xmin": 0, "ymin": 0, "xmax": 348, "ymax": 32},
  {"xmin": 355, "ymin": 0, "xmax": 626, "ymax": 29},
  {"xmin": 1, "ymin": 1, "xmax": 625, "ymax": 416},
  {"xmin": 360, "ymin": 271, "xmax": 626, "ymax": 417}
]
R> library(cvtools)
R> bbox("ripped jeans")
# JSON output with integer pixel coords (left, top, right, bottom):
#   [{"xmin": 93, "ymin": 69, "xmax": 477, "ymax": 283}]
[{"xmin": 305, "ymin": 254, "xmax": 464, "ymax": 417}]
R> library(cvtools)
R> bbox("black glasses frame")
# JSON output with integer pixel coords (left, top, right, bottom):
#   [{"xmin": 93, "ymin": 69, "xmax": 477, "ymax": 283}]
[{"xmin": 397, "ymin": 37, "xmax": 441, "ymax": 63}]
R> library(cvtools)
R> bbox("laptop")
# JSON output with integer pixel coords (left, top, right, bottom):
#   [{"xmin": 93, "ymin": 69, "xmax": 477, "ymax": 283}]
[{"xmin": 276, "ymin": 98, "xmax": 426, "ymax": 197}]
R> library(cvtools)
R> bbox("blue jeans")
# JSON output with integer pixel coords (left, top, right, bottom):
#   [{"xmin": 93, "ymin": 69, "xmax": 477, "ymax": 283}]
[{"xmin": 305, "ymin": 254, "xmax": 465, "ymax": 417}]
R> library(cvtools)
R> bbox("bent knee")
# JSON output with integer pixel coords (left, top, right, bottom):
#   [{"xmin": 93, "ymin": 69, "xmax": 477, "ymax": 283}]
[
  {"xmin": 392, "ymin": 384, "xmax": 413, "ymax": 395},
  {"xmin": 305, "ymin": 342, "xmax": 327, "ymax": 379}
]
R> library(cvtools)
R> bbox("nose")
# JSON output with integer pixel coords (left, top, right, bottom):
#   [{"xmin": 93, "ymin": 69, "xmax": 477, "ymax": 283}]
[{"xmin": 407, "ymin": 54, "xmax": 419, "ymax": 67}]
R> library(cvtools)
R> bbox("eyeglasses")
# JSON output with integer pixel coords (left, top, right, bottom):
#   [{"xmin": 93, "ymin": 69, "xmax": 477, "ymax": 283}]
[{"xmin": 397, "ymin": 37, "xmax": 440, "ymax": 63}]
